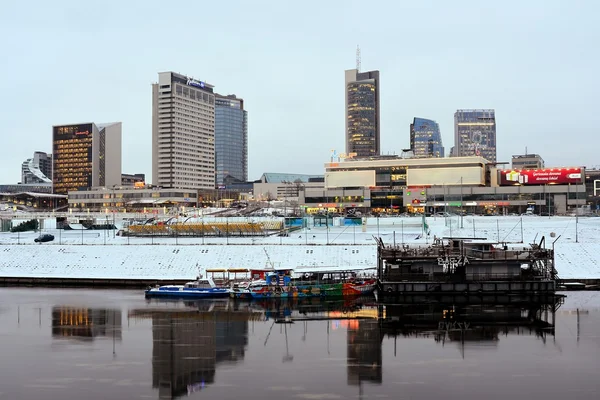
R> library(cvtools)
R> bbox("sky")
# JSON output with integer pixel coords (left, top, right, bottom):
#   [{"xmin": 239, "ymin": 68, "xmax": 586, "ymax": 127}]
[{"xmin": 1, "ymin": 0, "xmax": 599, "ymax": 184}]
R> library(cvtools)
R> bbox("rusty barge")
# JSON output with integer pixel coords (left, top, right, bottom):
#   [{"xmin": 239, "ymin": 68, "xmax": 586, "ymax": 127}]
[{"xmin": 377, "ymin": 236, "xmax": 558, "ymax": 296}]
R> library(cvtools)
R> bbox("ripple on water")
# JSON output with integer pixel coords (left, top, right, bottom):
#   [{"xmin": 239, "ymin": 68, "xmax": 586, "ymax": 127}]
[
  {"xmin": 295, "ymin": 394, "xmax": 342, "ymax": 399},
  {"xmin": 269, "ymin": 386, "xmax": 304, "ymax": 391}
]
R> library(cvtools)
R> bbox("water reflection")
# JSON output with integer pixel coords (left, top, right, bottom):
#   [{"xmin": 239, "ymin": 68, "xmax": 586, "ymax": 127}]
[
  {"xmin": 129, "ymin": 295, "xmax": 562, "ymax": 399},
  {"xmin": 1, "ymin": 290, "xmax": 596, "ymax": 399},
  {"xmin": 51, "ymin": 306, "xmax": 122, "ymax": 341},
  {"xmin": 381, "ymin": 295, "xmax": 562, "ymax": 358},
  {"xmin": 130, "ymin": 300, "xmax": 256, "ymax": 399}
]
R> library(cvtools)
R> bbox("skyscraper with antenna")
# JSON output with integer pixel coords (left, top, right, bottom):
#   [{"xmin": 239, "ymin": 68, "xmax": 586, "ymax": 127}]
[{"xmin": 345, "ymin": 47, "xmax": 380, "ymax": 158}]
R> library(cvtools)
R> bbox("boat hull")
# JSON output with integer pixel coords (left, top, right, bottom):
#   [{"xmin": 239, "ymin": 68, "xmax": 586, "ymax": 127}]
[
  {"xmin": 145, "ymin": 288, "xmax": 230, "ymax": 299},
  {"xmin": 231, "ymin": 282, "xmax": 376, "ymax": 300}
]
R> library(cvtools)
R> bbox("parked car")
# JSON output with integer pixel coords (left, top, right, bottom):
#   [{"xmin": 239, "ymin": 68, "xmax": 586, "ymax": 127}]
[{"xmin": 34, "ymin": 233, "xmax": 55, "ymax": 243}]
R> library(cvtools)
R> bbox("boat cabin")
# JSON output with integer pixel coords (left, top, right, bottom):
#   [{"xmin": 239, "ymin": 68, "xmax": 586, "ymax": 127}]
[
  {"xmin": 265, "ymin": 269, "xmax": 292, "ymax": 286},
  {"xmin": 298, "ymin": 270, "xmax": 358, "ymax": 283},
  {"xmin": 184, "ymin": 278, "xmax": 216, "ymax": 289}
]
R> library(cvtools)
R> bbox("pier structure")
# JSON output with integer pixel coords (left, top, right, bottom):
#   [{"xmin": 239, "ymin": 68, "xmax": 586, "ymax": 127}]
[{"xmin": 377, "ymin": 236, "xmax": 557, "ymax": 296}]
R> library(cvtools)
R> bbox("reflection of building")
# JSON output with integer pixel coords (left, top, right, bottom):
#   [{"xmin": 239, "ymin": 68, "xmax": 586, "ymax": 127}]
[
  {"xmin": 410, "ymin": 118, "xmax": 444, "ymax": 158},
  {"xmin": 215, "ymin": 94, "xmax": 248, "ymax": 186},
  {"xmin": 151, "ymin": 312, "xmax": 248, "ymax": 399},
  {"xmin": 347, "ymin": 319, "xmax": 382, "ymax": 385},
  {"xmin": 52, "ymin": 122, "xmax": 122, "ymax": 195},
  {"xmin": 380, "ymin": 299, "xmax": 559, "ymax": 354},
  {"xmin": 51, "ymin": 307, "xmax": 122, "ymax": 340},
  {"xmin": 345, "ymin": 69, "xmax": 380, "ymax": 158},
  {"xmin": 21, "ymin": 151, "xmax": 52, "ymax": 184},
  {"xmin": 453, "ymin": 109, "xmax": 496, "ymax": 162},
  {"xmin": 152, "ymin": 71, "xmax": 216, "ymax": 190}
]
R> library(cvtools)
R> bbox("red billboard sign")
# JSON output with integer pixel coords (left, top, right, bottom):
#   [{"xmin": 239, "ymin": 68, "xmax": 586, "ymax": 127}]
[{"xmin": 499, "ymin": 168, "xmax": 582, "ymax": 186}]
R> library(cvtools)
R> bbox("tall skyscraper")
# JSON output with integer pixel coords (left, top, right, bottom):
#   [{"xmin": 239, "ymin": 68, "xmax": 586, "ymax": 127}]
[
  {"xmin": 152, "ymin": 71, "xmax": 216, "ymax": 190},
  {"xmin": 453, "ymin": 109, "xmax": 497, "ymax": 162},
  {"xmin": 345, "ymin": 69, "xmax": 380, "ymax": 158},
  {"xmin": 410, "ymin": 118, "xmax": 444, "ymax": 158},
  {"xmin": 21, "ymin": 151, "xmax": 52, "ymax": 184},
  {"xmin": 52, "ymin": 122, "xmax": 122, "ymax": 195},
  {"xmin": 215, "ymin": 94, "xmax": 248, "ymax": 186}
]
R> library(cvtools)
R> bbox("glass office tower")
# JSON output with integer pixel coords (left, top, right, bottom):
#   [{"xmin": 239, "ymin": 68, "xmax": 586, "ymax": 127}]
[
  {"xmin": 345, "ymin": 69, "xmax": 380, "ymax": 158},
  {"xmin": 215, "ymin": 94, "xmax": 248, "ymax": 186},
  {"xmin": 410, "ymin": 117, "xmax": 444, "ymax": 158},
  {"xmin": 453, "ymin": 109, "xmax": 497, "ymax": 162}
]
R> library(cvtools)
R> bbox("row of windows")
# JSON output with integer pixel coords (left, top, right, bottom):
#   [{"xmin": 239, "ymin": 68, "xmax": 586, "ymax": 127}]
[{"xmin": 69, "ymin": 192, "xmax": 196, "ymax": 200}]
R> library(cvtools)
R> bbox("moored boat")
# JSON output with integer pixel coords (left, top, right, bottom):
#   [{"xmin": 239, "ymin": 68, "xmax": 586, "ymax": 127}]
[
  {"xmin": 230, "ymin": 269, "xmax": 376, "ymax": 300},
  {"xmin": 145, "ymin": 276, "xmax": 230, "ymax": 299}
]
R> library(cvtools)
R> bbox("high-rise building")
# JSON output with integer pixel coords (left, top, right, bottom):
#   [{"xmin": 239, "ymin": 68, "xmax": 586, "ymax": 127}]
[
  {"xmin": 21, "ymin": 151, "xmax": 52, "ymax": 184},
  {"xmin": 410, "ymin": 118, "xmax": 444, "ymax": 158},
  {"xmin": 453, "ymin": 109, "xmax": 497, "ymax": 162},
  {"xmin": 215, "ymin": 94, "xmax": 248, "ymax": 186},
  {"xmin": 52, "ymin": 122, "xmax": 122, "ymax": 195},
  {"xmin": 345, "ymin": 69, "xmax": 380, "ymax": 158},
  {"xmin": 152, "ymin": 71, "xmax": 216, "ymax": 190}
]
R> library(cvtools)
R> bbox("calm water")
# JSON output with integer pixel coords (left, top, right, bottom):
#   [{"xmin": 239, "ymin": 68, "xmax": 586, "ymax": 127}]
[{"xmin": 0, "ymin": 289, "xmax": 598, "ymax": 400}]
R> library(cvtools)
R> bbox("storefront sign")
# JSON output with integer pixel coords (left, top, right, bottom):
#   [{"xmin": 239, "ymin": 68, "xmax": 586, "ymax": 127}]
[{"xmin": 499, "ymin": 168, "xmax": 582, "ymax": 186}]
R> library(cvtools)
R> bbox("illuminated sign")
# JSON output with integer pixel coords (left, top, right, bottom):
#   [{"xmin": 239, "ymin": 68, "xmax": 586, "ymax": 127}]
[
  {"xmin": 499, "ymin": 168, "xmax": 582, "ymax": 186},
  {"xmin": 75, "ymin": 130, "xmax": 90, "ymax": 136},
  {"xmin": 186, "ymin": 78, "xmax": 205, "ymax": 89},
  {"xmin": 134, "ymin": 181, "xmax": 145, "ymax": 188}
]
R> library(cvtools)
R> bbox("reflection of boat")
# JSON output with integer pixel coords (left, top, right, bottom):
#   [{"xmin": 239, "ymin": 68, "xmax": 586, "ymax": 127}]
[
  {"xmin": 145, "ymin": 276, "xmax": 230, "ymax": 299},
  {"xmin": 230, "ymin": 269, "xmax": 377, "ymax": 300}
]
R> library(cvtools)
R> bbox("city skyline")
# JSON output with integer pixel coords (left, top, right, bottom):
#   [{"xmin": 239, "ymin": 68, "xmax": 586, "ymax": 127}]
[{"xmin": 1, "ymin": 0, "xmax": 599, "ymax": 184}]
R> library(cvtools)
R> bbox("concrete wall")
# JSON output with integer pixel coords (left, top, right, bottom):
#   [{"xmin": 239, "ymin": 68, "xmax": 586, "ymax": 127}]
[{"xmin": 105, "ymin": 123, "xmax": 122, "ymax": 188}]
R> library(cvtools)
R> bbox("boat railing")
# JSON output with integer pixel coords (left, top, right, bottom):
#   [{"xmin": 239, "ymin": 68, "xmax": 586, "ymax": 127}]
[{"xmin": 289, "ymin": 276, "xmax": 377, "ymax": 286}]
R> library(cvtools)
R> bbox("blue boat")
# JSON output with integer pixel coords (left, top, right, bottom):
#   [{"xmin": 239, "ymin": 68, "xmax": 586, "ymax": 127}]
[{"xmin": 144, "ymin": 276, "xmax": 230, "ymax": 299}]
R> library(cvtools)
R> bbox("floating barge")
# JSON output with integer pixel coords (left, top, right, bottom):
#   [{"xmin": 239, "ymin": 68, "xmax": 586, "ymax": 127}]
[{"xmin": 377, "ymin": 236, "xmax": 558, "ymax": 296}]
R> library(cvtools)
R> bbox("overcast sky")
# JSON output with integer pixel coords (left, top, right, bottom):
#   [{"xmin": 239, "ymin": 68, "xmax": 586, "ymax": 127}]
[{"xmin": 1, "ymin": 0, "xmax": 599, "ymax": 184}]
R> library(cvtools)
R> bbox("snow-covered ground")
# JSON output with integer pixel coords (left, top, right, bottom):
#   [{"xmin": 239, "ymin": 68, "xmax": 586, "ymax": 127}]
[{"xmin": 0, "ymin": 215, "xmax": 598, "ymax": 280}]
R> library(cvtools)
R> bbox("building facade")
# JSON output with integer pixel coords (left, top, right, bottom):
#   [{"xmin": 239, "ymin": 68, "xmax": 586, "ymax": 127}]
[
  {"xmin": 152, "ymin": 71, "xmax": 216, "ymax": 190},
  {"xmin": 299, "ymin": 157, "xmax": 586, "ymax": 216},
  {"xmin": 68, "ymin": 186, "xmax": 198, "ymax": 212},
  {"xmin": 215, "ymin": 94, "xmax": 248, "ymax": 186},
  {"xmin": 21, "ymin": 151, "xmax": 52, "ymax": 184},
  {"xmin": 121, "ymin": 173, "xmax": 145, "ymax": 187},
  {"xmin": 511, "ymin": 154, "xmax": 545, "ymax": 170},
  {"xmin": 52, "ymin": 122, "xmax": 122, "ymax": 195},
  {"xmin": 453, "ymin": 109, "xmax": 497, "ymax": 162},
  {"xmin": 410, "ymin": 118, "xmax": 444, "ymax": 158},
  {"xmin": 345, "ymin": 69, "xmax": 380, "ymax": 158}
]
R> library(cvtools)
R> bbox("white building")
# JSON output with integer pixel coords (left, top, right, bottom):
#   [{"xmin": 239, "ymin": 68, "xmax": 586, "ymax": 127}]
[{"xmin": 152, "ymin": 71, "xmax": 216, "ymax": 190}]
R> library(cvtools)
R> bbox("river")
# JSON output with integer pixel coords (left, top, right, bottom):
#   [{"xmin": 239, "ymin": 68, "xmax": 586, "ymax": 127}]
[{"xmin": 0, "ymin": 289, "xmax": 598, "ymax": 400}]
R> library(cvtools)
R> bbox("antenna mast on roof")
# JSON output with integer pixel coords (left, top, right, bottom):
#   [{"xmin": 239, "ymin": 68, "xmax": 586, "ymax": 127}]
[{"xmin": 356, "ymin": 45, "xmax": 361, "ymax": 72}]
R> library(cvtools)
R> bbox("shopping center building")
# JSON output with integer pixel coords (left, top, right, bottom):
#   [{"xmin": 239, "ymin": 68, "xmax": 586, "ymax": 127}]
[{"xmin": 299, "ymin": 156, "xmax": 587, "ymax": 215}]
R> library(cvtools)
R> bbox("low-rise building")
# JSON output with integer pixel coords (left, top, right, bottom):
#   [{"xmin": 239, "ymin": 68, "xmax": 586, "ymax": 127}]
[
  {"xmin": 299, "ymin": 156, "xmax": 586, "ymax": 216},
  {"xmin": 511, "ymin": 154, "xmax": 545, "ymax": 170},
  {"xmin": 67, "ymin": 187, "xmax": 198, "ymax": 212}
]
